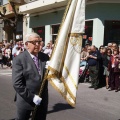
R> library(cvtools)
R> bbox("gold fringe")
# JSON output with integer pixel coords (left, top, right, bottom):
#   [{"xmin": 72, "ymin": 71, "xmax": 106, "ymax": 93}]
[
  {"xmin": 47, "ymin": 66, "xmax": 78, "ymax": 102},
  {"xmin": 64, "ymin": 65, "xmax": 77, "ymax": 88},
  {"xmin": 60, "ymin": 76, "xmax": 76, "ymax": 101},
  {"xmin": 48, "ymin": 66, "xmax": 59, "ymax": 75},
  {"xmin": 48, "ymin": 66, "xmax": 78, "ymax": 89},
  {"xmin": 49, "ymin": 79, "xmax": 75, "ymax": 107}
]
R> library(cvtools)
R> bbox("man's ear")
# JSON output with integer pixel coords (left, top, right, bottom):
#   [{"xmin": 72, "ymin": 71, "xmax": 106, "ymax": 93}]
[
  {"xmin": 25, "ymin": 42, "xmax": 29, "ymax": 49},
  {"xmin": 25, "ymin": 42, "xmax": 28, "ymax": 46}
]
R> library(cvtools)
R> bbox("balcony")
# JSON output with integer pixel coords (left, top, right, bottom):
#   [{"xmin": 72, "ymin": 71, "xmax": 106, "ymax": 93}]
[
  {"xmin": 19, "ymin": 0, "xmax": 120, "ymax": 15},
  {"xmin": 19, "ymin": 0, "xmax": 68, "ymax": 14}
]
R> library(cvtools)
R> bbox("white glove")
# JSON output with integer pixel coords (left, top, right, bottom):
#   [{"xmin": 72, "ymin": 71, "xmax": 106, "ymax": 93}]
[
  {"xmin": 45, "ymin": 61, "xmax": 50, "ymax": 68},
  {"xmin": 33, "ymin": 95, "xmax": 42, "ymax": 105}
]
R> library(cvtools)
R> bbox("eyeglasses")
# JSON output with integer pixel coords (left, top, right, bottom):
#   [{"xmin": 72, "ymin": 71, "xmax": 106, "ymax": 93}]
[{"xmin": 27, "ymin": 40, "xmax": 41, "ymax": 45}]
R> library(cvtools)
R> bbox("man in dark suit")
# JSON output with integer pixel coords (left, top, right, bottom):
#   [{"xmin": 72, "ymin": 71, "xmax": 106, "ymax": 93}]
[
  {"xmin": 12, "ymin": 33, "xmax": 49, "ymax": 120},
  {"xmin": 87, "ymin": 45, "xmax": 102, "ymax": 89}
]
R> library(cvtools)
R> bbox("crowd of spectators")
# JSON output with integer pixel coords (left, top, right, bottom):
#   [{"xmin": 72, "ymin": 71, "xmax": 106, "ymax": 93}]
[
  {"xmin": 0, "ymin": 39, "xmax": 54, "ymax": 69},
  {"xmin": 0, "ymin": 39, "xmax": 120, "ymax": 92},
  {"xmin": 80, "ymin": 42, "xmax": 120, "ymax": 92}
]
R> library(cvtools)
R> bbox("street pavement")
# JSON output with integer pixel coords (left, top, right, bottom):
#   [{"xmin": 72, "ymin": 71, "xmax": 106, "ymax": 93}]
[
  {"xmin": 0, "ymin": 67, "xmax": 120, "ymax": 120},
  {"xmin": 0, "ymin": 68, "xmax": 12, "ymax": 77}
]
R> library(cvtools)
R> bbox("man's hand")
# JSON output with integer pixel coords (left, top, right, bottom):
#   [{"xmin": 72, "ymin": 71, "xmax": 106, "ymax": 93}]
[
  {"xmin": 89, "ymin": 55, "xmax": 97, "ymax": 59},
  {"xmin": 89, "ymin": 55, "xmax": 93, "ymax": 58},
  {"xmin": 45, "ymin": 61, "xmax": 50, "ymax": 68},
  {"xmin": 33, "ymin": 95, "xmax": 42, "ymax": 105}
]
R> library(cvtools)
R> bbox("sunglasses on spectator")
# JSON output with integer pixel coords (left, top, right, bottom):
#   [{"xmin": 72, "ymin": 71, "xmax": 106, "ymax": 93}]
[{"xmin": 27, "ymin": 40, "xmax": 41, "ymax": 45}]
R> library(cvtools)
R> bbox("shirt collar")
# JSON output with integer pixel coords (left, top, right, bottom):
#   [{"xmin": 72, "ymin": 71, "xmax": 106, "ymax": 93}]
[{"xmin": 27, "ymin": 50, "xmax": 38, "ymax": 59}]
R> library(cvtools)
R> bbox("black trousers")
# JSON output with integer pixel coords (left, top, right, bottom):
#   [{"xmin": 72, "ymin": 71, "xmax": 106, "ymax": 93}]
[
  {"xmin": 16, "ymin": 108, "xmax": 31, "ymax": 120},
  {"xmin": 16, "ymin": 104, "xmax": 48, "ymax": 120}
]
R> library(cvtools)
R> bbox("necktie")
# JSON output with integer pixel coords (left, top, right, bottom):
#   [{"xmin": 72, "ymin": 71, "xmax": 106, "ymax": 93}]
[{"xmin": 33, "ymin": 56, "xmax": 40, "ymax": 74}]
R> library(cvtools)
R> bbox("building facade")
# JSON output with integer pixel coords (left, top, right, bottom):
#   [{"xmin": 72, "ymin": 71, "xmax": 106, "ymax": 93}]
[
  {"xmin": 19, "ymin": 0, "xmax": 120, "ymax": 47},
  {"xmin": 86, "ymin": 0, "xmax": 120, "ymax": 47},
  {"xmin": 0, "ymin": 0, "xmax": 24, "ymax": 42}
]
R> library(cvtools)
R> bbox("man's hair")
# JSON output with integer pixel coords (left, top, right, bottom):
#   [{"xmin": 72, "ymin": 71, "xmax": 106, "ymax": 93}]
[
  {"xmin": 91, "ymin": 45, "xmax": 96, "ymax": 48},
  {"xmin": 24, "ymin": 32, "xmax": 40, "ymax": 48}
]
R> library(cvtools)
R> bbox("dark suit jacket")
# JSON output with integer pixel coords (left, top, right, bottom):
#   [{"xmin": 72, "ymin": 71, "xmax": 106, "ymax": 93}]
[{"xmin": 12, "ymin": 50, "xmax": 49, "ymax": 110}]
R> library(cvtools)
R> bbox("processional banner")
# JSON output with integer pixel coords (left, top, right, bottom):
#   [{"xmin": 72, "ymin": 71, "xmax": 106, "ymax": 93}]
[{"xmin": 47, "ymin": 0, "xmax": 85, "ymax": 107}]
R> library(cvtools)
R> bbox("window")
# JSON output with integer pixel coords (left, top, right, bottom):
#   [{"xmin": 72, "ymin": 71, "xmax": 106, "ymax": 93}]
[
  {"xmin": 33, "ymin": 26, "xmax": 45, "ymax": 42},
  {"xmin": 104, "ymin": 20, "xmax": 120, "ymax": 46},
  {"xmin": 82, "ymin": 20, "xmax": 93, "ymax": 46},
  {"xmin": 0, "ymin": 0, "xmax": 3, "ymax": 5},
  {"xmin": 51, "ymin": 24, "xmax": 60, "ymax": 43},
  {"xmin": 3, "ymin": 0, "xmax": 8, "ymax": 5}
]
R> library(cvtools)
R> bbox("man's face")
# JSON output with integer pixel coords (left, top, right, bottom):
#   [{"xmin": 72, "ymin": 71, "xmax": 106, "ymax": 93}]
[
  {"xmin": 112, "ymin": 44, "xmax": 117, "ymax": 50},
  {"xmin": 90, "ymin": 46, "xmax": 94, "ymax": 51},
  {"xmin": 26, "ymin": 36, "xmax": 41, "ymax": 55}
]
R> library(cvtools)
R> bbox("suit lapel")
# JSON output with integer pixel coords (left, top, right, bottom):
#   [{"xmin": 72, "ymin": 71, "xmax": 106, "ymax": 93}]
[{"xmin": 24, "ymin": 50, "xmax": 39, "ymax": 76}]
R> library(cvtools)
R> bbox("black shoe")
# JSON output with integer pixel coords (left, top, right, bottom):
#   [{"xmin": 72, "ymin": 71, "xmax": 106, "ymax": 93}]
[
  {"xmin": 94, "ymin": 86, "xmax": 98, "ymax": 90},
  {"xmin": 115, "ymin": 89, "xmax": 119, "ymax": 92},
  {"xmin": 89, "ymin": 86, "xmax": 94, "ymax": 88}
]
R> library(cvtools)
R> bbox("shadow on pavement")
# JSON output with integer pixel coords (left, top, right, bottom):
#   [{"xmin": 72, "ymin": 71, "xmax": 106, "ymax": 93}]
[{"xmin": 47, "ymin": 103, "xmax": 74, "ymax": 114}]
